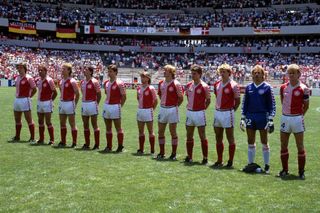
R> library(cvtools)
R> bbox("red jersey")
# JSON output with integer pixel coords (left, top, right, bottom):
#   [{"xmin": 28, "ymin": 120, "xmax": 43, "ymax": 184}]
[
  {"xmin": 137, "ymin": 85, "xmax": 157, "ymax": 109},
  {"xmin": 280, "ymin": 82, "xmax": 310, "ymax": 115},
  {"xmin": 186, "ymin": 80, "xmax": 210, "ymax": 111},
  {"xmin": 15, "ymin": 74, "xmax": 36, "ymax": 98},
  {"xmin": 37, "ymin": 76, "xmax": 55, "ymax": 101},
  {"xmin": 214, "ymin": 79, "xmax": 240, "ymax": 110},
  {"xmin": 81, "ymin": 78, "xmax": 101, "ymax": 102},
  {"xmin": 104, "ymin": 79, "xmax": 126, "ymax": 104},
  {"xmin": 158, "ymin": 79, "xmax": 183, "ymax": 107},
  {"xmin": 59, "ymin": 77, "xmax": 78, "ymax": 101}
]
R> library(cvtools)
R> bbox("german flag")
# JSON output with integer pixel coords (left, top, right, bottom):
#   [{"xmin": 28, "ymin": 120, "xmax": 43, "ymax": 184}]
[
  {"xmin": 8, "ymin": 20, "xmax": 37, "ymax": 35},
  {"xmin": 56, "ymin": 23, "xmax": 76, "ymax": 39}
]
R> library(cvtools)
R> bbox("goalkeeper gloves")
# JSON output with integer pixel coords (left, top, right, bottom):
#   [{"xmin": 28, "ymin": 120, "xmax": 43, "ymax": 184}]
[
  {"xmin": 265, "ymin": 118, "xmax": 274, "ymax": 134},
  {"xmin": 240, "ymin": 117, "xmax": 246, "ymax": 132}
]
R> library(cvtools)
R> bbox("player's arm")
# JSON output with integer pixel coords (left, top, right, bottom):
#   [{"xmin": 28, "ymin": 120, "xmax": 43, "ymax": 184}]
[
  {"xmin": 267, "ymin": 86, "xmax": 276, "ymax": 119},
  {"xmin": 176, "ymin": 84, "xmax": 184, "ymax": 107},
  {"xmin": 241, "ymin": 86, "xmax": 248, "ymax": 118},
  {"xmin": 72, "ymin": 81, "xmax": 80, "ymax": 105},
  {"xmin": 96, "ymin": 91, "xmax": 101, "ymax": 104},
  {"xmin": 152, "ymin": 88, "xmax": 158, "ymax": 110},
  {"xmin": 30, "ymin": 87, "xmax": 37, "ymax": 98},
  {"xmin": 120, "ymin": 83, "xmax": 126, "ymax": 107},
  {"xmin": 29, "ymin": 77, "xmax": 37, "ymax": 98},
  {"xmin": 234, "ymin": 97, "xmax": 240, "ymax": 111},
  {"xmin": 95, "ymin": 81, "xmax": 101, "ymax": 104},
  {"xmin": 205, "ymin": 85, "xmax": 211, "ymax": 109},
  {"xmin": 233, "ymin": 84, "xmax": 241, "ymax": 111},
  {"xmin": 302, "ymin": 87, "xmax": 310, "ymax": 115},
  {"xmin": 52, "ymin": 88, "xmax": 57, "ymax": 101}
]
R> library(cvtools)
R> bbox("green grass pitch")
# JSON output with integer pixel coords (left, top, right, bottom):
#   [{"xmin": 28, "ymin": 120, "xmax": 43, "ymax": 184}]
[{"xmin": 0, "ymin": 87, "xmax": 320, "ymax": 212}]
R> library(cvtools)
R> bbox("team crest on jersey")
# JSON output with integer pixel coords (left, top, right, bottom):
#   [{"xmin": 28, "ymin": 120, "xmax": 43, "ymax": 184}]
[
  {"xmin": 224, "ymin": 88, "xmax": 230, "ymax": 94},
  {"xmin": 87, "ymin": 84, "xmax": 92, "ymax": 89},
  {"xmin": 258, "ymin": 89, "xmax": 264, "ymax": 95},
  {"xmin": 65, "ymin": 83, "xmax": 69, "ymax": 87},
  {"xmin": 168, "ymin": 86, "xmax": 174, "ymax": 92},
  {"xmin": 196, "ymin": 89, "xmax": 202, "ymax": 94},
  {"xmin": 43, "ymin": 83, "xmax": 47, "ymax": 87},
  {"xmin": 145, "ymin": 91, "xmax": 149, "ymax": 96},
  {"xmin": 21, "ymin": 80, "xmax": 26, "ymax": 85},
  {"xmin": 294, "ymin": 90, "xmax": 301, "ymax": 96}
]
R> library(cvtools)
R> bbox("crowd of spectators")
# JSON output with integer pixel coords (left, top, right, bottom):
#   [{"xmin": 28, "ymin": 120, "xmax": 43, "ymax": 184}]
[
  {"xmin": 1, "ymin": 45, "xmax": 319, "ymax": 87},
  {"xmin": 5, "ymin": 33, "xmax": 320, "ymax": 48},
  {"xmin": 1, "ymin": 1, "xmax": 320, "ymax": 27},
  {"xmin": 27, "ymin": 0, "xmax": 316, "ymax": 9}
]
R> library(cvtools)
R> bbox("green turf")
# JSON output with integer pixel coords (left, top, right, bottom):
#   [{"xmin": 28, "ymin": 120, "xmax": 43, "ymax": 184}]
[{"xmin": 0, "ymin": 87, "xmax": 320, "ymax": 212}]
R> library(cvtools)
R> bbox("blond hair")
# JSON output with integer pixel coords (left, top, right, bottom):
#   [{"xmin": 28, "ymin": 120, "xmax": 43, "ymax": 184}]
[
  {"xmin": 163, "ymin": 64, "xmax": 176, "ymax": 78},
  {"xmin": 287, "ymin": 64, "xmax": 300, "ymax": 73},
  {"xmin": 251, "ymin": 65, "xmax": 266, "ymax": 80},
  {"xmin": 63, "ymin": 63, "xmax": 73, "ymax": 75},
  {"xmin": 217, "ymin": 63, "xmax": 232, "ymax": 75}
]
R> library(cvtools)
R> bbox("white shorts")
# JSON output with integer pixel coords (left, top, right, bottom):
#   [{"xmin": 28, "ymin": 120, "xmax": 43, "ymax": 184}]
[
  {"xmin": 137, "ymin": 108, "xmax": 154, "ymax": 122},
  {"xmin": 14, "ymin": 97, "xmax": 31, "ymax": 112},
  {"xmin": 103, "ymin": 103, "xmax": 121, "ymax": 119},
  {"xmin": 59, "ymin": 101, "xmax": 76, "ymax": 115},
  {"xmin": 186, "ymin": 110, "xmax": 206, "ymax": 127},
  {"xmin": 280, "ymin": 115, "xmax": 305, "ymax": 133},
  {"xmin": 37, "ymin": 100, "xmax": 53, "ymax": 113},
  {"xmin": 213, "ymin": 109, "xmax": 234, "ymax": 128},
  {"xmin": 82, "ymin": 101, "xmax": 98, "ymax": 116},
  {"xmin": 158, "ymin": 106, "xmax": 179, "ymax": 124}
]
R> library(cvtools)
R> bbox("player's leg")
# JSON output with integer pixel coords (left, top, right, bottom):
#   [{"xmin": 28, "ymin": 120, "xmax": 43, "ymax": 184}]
[
  {"xmin": 104, "ymin": 118, "xmax": 113, "ymax": 151},
  {"xmin": 259, "ymin": 129, "xmax": 270, "ymax": 173},
  {"xmin": 214, "ymin": 126, "xmax": 224, "ymax": 166},
  {"xmin": 24, "ymin": 111, "xmax": 35, "ymax": 142},
  {"xmin": 294, "ymin": 132, "xmax": 306, "ymax": 179},
  {"xmin": 91, "ymin": 115, "xmax": 100, "ymax": 150},
  {"xmin": 37, "ymin": 112, "xmax": 45, "ymax": 144},
  {"xmin": 169, "ymin": 123, "xmax": 178, "ymax": 160},
  {"xmin": 146, "ymin": 121, "xmax": 155, "ymax": 154},
  {"xmin": 225, "ymin": 127, "xmax": 236, "ymax": 167},
  {"xmin": 246, "ymin": 128, "xmax": 256, "ymax": 164},
  {"xmin": 68, "ymin": 114, "xmax": 77, "ymax": 147},
  {"xmin": 59, "ymin": 114, "xmax": 68, "ymax": 146},
  {"xmin": 279, "ymin": 131, "xmax": 290, "ymax": 177},
  {"xmin": 82, "ymin": 115, "xmax": 90, "ymax": 149},
  {"xmin": 185, "ymin": 125, "xmax": 195, "ymax": 162},
  {"xmin": 13, "ymin": 111, "xmax": 22, "ymax": 141},
  {"xmin": 45, "ymin": 112, "xmax": 54, "ymax": 145},
  {"xmin": 137, "ymin": 120, "xmax": 145, "ymax": 153},
  {"xmin": 197, "ymin": 126, "xmax": 208, "ymax": 164},
  {"xmin": 157, "ymin": 122, "xmax": 167, "ymax": 158},
  {"xmin": 114, "ymin": 118, "xmax": 124, "ymax": 152}
]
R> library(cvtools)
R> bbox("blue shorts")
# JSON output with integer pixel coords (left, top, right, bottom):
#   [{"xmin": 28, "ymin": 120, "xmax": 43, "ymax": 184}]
[{"xmin": 245, "ymin": 113, "xmax": 268, "ymax": 130}]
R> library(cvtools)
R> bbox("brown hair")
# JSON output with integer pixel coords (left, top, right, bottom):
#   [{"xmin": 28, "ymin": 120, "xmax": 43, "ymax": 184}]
[
  {"xmin": 38, "ymin": 64, "xmax": 47, "ymax": 73},
  {"xmin": 251, "ymin": 65, "xmax": 266, "ymax": 80},
  {"xmin": 108, "ymin": 64, "xmax": 118, "ymax": 75},
  {"xmin": 16, "ymin": 62, "xmax": 27, "ymax": 73},
  {"xmin": 191, "ymin": 65, "xmax": 203, "ymax": 77}
]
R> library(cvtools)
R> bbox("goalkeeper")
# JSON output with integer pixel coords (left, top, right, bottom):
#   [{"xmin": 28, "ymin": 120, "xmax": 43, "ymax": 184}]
[{"xmin": 240, "ymin": 65, "xmax": 276, "ymax": 174}]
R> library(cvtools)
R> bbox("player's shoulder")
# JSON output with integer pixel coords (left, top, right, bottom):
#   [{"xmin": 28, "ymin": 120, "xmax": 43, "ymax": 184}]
[
  {"xmin": 116, "ymin": 79, "xmax": 124, "ymax": 85},
  {"xmin": 25, "ymin": 74, "xmax": 34, "ymax": 80},
  {"xmin": 213, "ymin": 80, "xmax": 221, "ymax": 87},
  {"xmin": 149, "ymin": 85, "xmax": 156, "ymax": 90},
  {"xmin": 173, "ymin": 79, "xmax": 181, "ymax": 86},
  {"xmin": 200, "ymin": 80, "xmax": 209, "ymax": 88},
  {"xmin": 158, "ymin": 79, "xmax": 164, "ymax": 85},
  {"xmin": 280, "ymin": 82, "xmax": 289, "ymax": 89},
  {"xmin": 186, "ymin": 81, "xmax": 193, "ymax": 87},
  {"xmin": 229, "ymin": 79, "xmax": 238, "ymax": 87}
]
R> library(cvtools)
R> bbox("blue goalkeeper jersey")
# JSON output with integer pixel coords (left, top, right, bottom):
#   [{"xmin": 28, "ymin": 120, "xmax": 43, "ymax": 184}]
[{"xmin": 241, "ymin": 82, "xmax": 276, "ymax": 118}]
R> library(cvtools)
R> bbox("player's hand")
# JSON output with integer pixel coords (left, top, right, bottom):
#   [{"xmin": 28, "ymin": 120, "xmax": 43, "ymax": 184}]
[
  {"xmin": 265, "ymin": 119, "xmax": 274, "ymax": 134},
  {"xmin": 240, "ymin": 118, "xmax": 246, "ymax": 132}
]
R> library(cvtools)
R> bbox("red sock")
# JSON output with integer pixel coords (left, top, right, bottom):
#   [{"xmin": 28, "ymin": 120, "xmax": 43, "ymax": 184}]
[
  {"xmin": 72, "ymin": 128, "xmax": 77, "ymax": 144},
  {"xmin": 281, "ymin": 148, "xmax": 289, "ymax": 172},
  {"xmin": 298, "ymin": 150, "xmax": 306, "ymax": 172},
  {"xmin": 47, "ymin": 125, "xmax": 54, "ymax": 142},
  {"xmin": 139, "ymin": 134, "xmax": 145, "ymax": 151},
  {"xmin": 201, "ymin": 139, "xmax": 208, "ymax": 159},
  {"xmin": 28, "ymin": 123, "xmax": 35, "ymax": 140},
  {"xmin": 94, "ymin": 128, "xmax": 100, "ymax": 146},
  {"xmin": 172, "ymin": 137, "xmax": 178, "ymax": 155},
  {"xmin": 186, "ymin": 139, "xmax": 194, "ymax": 159},
  {"xmin": 38, "ymin": 125, "xmax": 45, "ymax": 141},
  {"xmin": 84, "ymin": 129, "xmax": 90, "ymax": 146},
  {"xmin": 117, "ymin": 130, "xmax": 124, "ymax": 146},
  {"xmin": 229, "ymin": 143, "xmax": 236, "ymax": 162},
  {"xmin": 15, "ymin": 123, "xmax": 22, "ymax": 139},
  {"xmin": 159, "ymin": 137, "xmax": 165, "ymax": 155},
  {"xmin": 61, "ymin": 126, "xmax": 67, "ymax": 144},
  {"xmin": 149, "ymin": 134, "xmax": 155, "ymax": 153},
  {"xmin": 106, "ymin": 131, "xmax": 113, "ymax": 149},
  {"xmin": 216, "ymin": 142, "xmax": 224, "ymax": 163}
]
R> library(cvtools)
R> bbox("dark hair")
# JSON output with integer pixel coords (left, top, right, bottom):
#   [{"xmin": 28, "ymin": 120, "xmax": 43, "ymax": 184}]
[
  {"xmin": 108, "ymin": 64, "xmax": 118, "ymax": 75},
  {"xmin": 87, "ymin": 66, "xmax": 94, "ymax": 76},
  {"xmin": 191, "ymin": 65, "xmax": 203, "ymax": 77}
]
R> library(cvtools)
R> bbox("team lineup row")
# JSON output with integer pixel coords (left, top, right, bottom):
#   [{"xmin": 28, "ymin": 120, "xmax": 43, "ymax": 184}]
[{"xmin": 9, "ymin": 62, "xmax": 310, "ymax": 179}]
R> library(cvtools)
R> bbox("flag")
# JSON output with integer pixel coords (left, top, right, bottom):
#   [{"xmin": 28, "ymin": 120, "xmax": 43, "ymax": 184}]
[
  {"xmin": 84, "ymin": 25, "xmax": 94, "ymax": 34},
  {"xmin": 179, "ymin": 26, "xmax": 190, "ymax": 35},
  {"xmin": 8, "ymin": 20, "xmax": 36, "ymax": 35},
  {"xmin": 202, "ymin": 27, "xmax": 210, "ymax": 35},
  {"xmin": 190, "ymin": 27, "xmax": 202, "ymax": 35},
  {"xmin": 99, "ymin": 26, "xmax": 116, "ymax": 33},
  {"xmin": 56, "ymin": 23, "xmax": 76, "ymax": 39}
]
